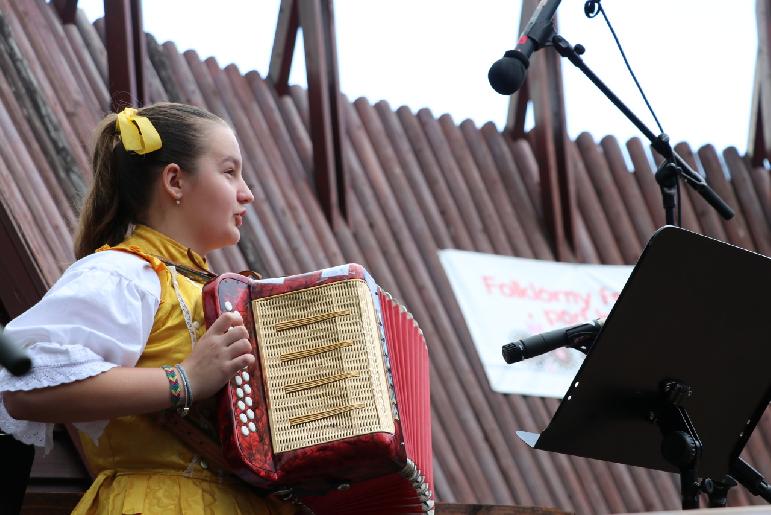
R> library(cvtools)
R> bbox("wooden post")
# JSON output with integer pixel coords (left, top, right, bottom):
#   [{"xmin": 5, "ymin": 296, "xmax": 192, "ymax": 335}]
[
  {"xmin": 104, "ymin": 0, "xmax": 146, "ymax": 111},
  {"xmin": 505, "ymin": 0, "xmax": 576, "ymax": 261},
  {"xmin": 268, "ymin": 0, "xmax": 300, "ymax": 97},
  {"xmin": 268, "ymin": 0, "xmax": 348, "ymax": 224},
  {"xmin": 52, "ymin": 0, "xmax": 79, "ymax": 25},
  {"xmin": 748, "ymin": 0, "xmax": 771, "ymax": 166}
]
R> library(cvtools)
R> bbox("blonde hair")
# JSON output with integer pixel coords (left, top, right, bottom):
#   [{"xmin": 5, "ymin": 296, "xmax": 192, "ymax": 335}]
[{"xmin": 74, "ymin": 103, "xmax": 224, "ymax": 258}]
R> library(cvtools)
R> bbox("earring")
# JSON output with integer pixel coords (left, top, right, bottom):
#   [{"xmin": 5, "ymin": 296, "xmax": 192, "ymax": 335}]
[{"xmin": 175, "ymin": 197, "xmax": 181, "ymax": 206}]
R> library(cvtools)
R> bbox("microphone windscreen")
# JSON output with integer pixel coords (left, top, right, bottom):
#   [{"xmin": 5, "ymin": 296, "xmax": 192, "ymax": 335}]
[{"xmin": 488, "ymin": 57, "xmax": 527, "ymax": 95}]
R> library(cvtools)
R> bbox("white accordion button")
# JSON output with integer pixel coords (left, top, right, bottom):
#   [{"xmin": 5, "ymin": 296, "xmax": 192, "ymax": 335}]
[
  {"xmin": 243, "ymin": 384, "xmax": 252, "ymax": 395},
  {"xmin": 241, "ymin": 371, "xmax": 250, "ymax": 381},
  {"xmin": 247, "ymin": 409, "xmax": 255, "ymax": 419},
  {"xmin": 239, "ymin": 413, "xmax": 248, "ymax": 423},
  {"xmin": 237, "ymin": 400, "xmax": 246, "ymax": 411},
  {"xmin": 224, "ymin": 301, "xmax": 233, "ymax": 312},
  {"xmin": 236, "ymin": 388, "xmax": 244, "ymax": 399},
  {"xmin": 245, "ymin": 397, "xmax": 253, "ymax": 407},
  {"xmin": 241, "ymin": 425, "xmax": 249, "ymax": 436},
  {"xmin": 248, "ymin": 422, "xmax": 256, "ymax": 432},
  {"xmin": 234, "ymin": 375, "xmax": 243, "ymax": 386}
]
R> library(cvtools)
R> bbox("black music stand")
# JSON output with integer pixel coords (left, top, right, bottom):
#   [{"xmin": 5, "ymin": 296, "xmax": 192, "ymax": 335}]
[{"xmin": 516, "ymin": 226, "xmax": 771, "ymax": 509}]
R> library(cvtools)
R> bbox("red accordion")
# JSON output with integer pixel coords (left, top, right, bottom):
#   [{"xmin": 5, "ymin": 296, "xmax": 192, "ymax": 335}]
[{"xmin": 199, "ymin": 264, "xmax": 433, "ymax": 514}]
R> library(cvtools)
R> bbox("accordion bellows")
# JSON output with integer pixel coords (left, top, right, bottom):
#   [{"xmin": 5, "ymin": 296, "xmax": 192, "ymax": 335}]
[{"xmin": 201, "ymin": 264, "xmax": 434, "ymax": 514}]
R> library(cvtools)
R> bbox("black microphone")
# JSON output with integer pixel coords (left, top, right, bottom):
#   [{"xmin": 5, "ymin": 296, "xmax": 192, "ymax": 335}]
[
  {"xmin": 488, "ymin": 0, "xmax": 562, "ymax": 95},
  {"xmin": 502, "ymin": 318, "xmax": 603, "ymax": 364},
  {"xmin": 0, "ymin": 326, "xmax": 31, "ymax": 376}
]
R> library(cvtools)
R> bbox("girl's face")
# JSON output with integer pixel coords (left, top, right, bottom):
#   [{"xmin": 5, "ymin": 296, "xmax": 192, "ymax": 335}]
[{"xmin": 181, "ymin": 123, "xmax": 254, "ymax": 254}]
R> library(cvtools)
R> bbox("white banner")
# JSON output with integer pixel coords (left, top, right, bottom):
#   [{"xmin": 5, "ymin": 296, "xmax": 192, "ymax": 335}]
[{"xmin": 439, "ymin": 250, "xmax": 633, "ymax": 398}]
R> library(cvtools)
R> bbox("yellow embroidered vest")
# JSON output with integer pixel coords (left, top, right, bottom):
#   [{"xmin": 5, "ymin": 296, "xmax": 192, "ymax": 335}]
[{"xmin": 73, "ymin": 225, "xmax": 293, "ymax": 515}]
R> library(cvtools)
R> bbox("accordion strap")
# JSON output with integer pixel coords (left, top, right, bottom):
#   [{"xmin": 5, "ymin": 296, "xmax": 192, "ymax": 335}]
[
  {"xmin": 155, "ymin": 255, "xmax": 217, "ymax": 284},
  {"xmin": 154, "ymin": 254, "xmax": 262, "ymax": 284}
]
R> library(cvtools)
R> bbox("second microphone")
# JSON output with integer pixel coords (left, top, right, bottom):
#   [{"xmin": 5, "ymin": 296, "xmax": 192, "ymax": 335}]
[{"xmin": 502, "ymin": 318, "xmax": 604, "ymax": 364}]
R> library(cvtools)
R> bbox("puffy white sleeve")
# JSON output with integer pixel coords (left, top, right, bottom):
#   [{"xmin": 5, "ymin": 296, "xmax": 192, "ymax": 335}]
[{"xmin": 0, "ymin": 250, "xmax": 161, "ymax": 452}]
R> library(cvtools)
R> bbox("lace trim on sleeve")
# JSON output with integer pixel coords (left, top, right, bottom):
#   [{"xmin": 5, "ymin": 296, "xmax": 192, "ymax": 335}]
[
  {"xmin": 0, "ymin": 360, "xmax": 116, "ymax": 452},
  {"xmin": 0, "ymin": 341, "xmax": 118, "ymax": 391},
  {"xmin": 0, "ymin": 396, "xmax": 55, "ymax": 452}
]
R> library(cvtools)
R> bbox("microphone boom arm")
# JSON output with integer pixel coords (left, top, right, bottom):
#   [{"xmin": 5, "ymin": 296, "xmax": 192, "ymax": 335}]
[{"xmin": 549, "ymin": 34, "xmax": 734, "ymax": 222}]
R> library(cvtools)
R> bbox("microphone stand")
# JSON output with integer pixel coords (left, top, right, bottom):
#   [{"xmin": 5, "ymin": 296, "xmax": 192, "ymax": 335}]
[
  {"xmin": 532, "ymin": 29, "xmax": 771, "ymax": 511},
  {"xmin": 545, "ymin": 33, "xmax": 734, "ymax": 226}
]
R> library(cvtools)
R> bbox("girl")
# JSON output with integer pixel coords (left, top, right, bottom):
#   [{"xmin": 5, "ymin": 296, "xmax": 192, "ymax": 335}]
[{"xmin": 0, "ymin": 103, "xmax": 296, "ymax": 514}]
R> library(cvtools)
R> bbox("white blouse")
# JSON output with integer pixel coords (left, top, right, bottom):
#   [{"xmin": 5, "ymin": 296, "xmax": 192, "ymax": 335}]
[{"xmin": 0, "ymin": 250, "xmax": 161, "ymax": 452}]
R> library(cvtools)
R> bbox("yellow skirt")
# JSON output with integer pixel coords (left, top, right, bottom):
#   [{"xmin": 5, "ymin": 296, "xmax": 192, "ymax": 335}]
[{"xmin": 72, "ymin": 470, "xmax": 298, "ymax": 515}]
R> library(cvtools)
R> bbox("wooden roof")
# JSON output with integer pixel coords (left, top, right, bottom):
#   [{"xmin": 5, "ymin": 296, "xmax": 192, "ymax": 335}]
[{"xmin": 0, "ymin": 1, "xmax": 769, "ymax": 513}]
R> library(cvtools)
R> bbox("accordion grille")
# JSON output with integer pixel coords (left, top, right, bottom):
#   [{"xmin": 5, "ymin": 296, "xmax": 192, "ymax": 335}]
[{"xmin": 252, "ymin": 279, "xmax": 394, "ymax": 453}]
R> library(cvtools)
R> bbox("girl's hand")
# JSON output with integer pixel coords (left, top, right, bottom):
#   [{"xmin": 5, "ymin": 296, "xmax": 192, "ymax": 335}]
[{"xmin": 180, "ymin": 311, "xmax": 254, "ymax": 401}]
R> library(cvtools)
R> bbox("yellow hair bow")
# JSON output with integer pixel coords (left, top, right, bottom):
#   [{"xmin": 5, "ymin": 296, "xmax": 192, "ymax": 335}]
[{"xmin": 115, "ymin": 107, "xmax": 162, "ymax": 155}]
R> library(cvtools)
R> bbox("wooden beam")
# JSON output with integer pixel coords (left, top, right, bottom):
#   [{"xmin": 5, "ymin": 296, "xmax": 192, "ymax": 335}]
[
  {"xmin": 319, "ymin": 0, "xmax": 347, "ymax": 221},
  {"xmin": 0, "ymin": 190, "xmax": 46, "ymax": 323},
  {"xmin": 505, "ymin": 80, "xmax": 529, "ymax": 139},
  {"xmin": 748, "ymin": 0, "xmax": 771, "ymax": 166},
  {"xmin": 52, "ymin": 0, "xmax": 79, "ymax": 25},
  {"xmin": 505, "ymin": 0, "xmax": 575, "ymax": 261},
  {"xmin": 269, "ymin": 0, "xmax": 348, "ymax": 224},
  {"xmin": 268, "ymin": 0, "xmax": 300, "ymax": 96},
  {"xmin": 104, "ymin": 0, "xmax": 146, "ymax": 111}
]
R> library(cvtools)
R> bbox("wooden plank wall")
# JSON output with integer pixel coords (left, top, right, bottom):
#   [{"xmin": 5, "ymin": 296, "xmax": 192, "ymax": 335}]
[{"xmin": 0, "ymin": 2, "xmax": 768, "ymax": 513}]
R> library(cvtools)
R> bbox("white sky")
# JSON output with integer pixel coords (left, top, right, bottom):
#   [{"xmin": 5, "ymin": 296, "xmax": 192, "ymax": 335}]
[{"xmin": 78, "ymin": 1, "xmax": 758, "ymax": 153}]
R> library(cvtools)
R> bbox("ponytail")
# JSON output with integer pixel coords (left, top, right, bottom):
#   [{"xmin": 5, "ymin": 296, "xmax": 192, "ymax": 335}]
[
  {"xmin": 73, "ymin": 114, "xmax": 128, "ymax": 258},
  {"xmin": 73, "ymin": 103, "xmax": 225, "ymax": 259}
]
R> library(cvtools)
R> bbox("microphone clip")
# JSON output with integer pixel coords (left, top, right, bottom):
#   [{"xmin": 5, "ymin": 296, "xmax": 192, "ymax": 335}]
[{"xmin": 584, "ymin": 0, "xmax": 601, "ymax": 18}]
